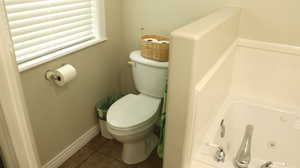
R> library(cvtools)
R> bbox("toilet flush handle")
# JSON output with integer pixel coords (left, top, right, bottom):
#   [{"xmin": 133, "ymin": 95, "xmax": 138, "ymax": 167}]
[{"xmin": 128, "ymin": 61, "xmax": 136, "ymax": 66}]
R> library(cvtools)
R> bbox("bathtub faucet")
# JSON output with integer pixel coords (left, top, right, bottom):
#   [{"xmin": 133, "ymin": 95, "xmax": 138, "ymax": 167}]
[{"xmin": 234, "ymin": 125, "xmax": 254, "ymax": 168}]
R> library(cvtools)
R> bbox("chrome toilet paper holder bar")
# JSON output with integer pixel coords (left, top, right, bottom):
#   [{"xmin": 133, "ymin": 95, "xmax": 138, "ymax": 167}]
[
  {"xmin": 45, "ymin": 69, "xmax": 61, "ymax": 82},
  {"xmin": 45, "ymin": 64, "xmax": 67, "ymax": 82}
]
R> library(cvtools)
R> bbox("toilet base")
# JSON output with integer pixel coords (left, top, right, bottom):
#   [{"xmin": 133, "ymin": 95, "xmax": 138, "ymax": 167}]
[{"xmin": 122, "ymin": 133, "xmax": 158, "ymax": 164}]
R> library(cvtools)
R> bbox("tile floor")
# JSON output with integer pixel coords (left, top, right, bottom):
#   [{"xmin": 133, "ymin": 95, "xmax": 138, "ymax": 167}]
[{"xmin": 59, "ymin": 134, "xmax": 163, "ymax": 168}]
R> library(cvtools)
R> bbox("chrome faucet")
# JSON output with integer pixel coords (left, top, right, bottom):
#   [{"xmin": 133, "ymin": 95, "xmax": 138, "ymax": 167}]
[
  {"xmin": 234, "ymin": 125, "xmax": 254, "ymax": 168},
  {"xmin": 206, "ymin": 143, "xmax": 226, "ymax": 162},
  {"xmin": 215, "ymin": 146, "xmax": 226, "ymax": 162}
]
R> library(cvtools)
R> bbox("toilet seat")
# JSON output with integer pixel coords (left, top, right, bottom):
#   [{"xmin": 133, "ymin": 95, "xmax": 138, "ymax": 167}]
[{"xmin": 107, "ymin": 94, "xmax": 161, "ymax": 131}]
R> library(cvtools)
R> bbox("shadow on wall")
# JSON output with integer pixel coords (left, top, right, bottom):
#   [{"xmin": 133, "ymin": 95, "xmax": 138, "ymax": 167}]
[{"xmin": 0, "ymin": 148, "xmax": 4, "ymax": 168}]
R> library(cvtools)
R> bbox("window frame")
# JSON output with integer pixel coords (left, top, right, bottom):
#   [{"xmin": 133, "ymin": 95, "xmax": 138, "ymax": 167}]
[{"xmin": 5, "ymin": 0, "xmax": 107, "ymax": 72}]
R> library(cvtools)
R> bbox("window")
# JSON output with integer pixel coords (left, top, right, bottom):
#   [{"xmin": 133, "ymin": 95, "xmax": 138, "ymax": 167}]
[{"xmin": 4, "ymin": 0, "xmax": 106, "ymax": 72}]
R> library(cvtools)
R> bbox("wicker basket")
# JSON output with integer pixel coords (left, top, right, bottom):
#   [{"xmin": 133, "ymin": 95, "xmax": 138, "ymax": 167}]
[{"xmin": 141, "ymin": 35, "xmax": 170, "ymax": 62}]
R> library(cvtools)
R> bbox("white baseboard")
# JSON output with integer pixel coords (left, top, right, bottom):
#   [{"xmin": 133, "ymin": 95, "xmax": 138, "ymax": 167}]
[{"xmin": 42, "ymin": 125, "xmax": 100, "ymax": 168}]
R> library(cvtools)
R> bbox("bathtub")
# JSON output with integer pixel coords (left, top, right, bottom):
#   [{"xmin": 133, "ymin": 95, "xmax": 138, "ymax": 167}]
[
  {"xmin": 193, "ymin": 99, "xmax": 299, "ymax": 168},
  {"xmin": 167, "ymin": 6, "xmax": 300, "ymax": 168}
]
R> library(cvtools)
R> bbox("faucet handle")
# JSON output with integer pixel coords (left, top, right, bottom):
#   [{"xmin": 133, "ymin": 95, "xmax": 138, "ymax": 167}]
[{"xmin": 206, "ymin": 143, "xmax": 226, "ymax": 162}]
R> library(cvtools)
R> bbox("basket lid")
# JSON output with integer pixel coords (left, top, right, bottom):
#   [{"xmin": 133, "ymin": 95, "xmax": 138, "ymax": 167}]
[{"xmin": 129, "ymin": 50, "xmax": 168, "ymax": 68}]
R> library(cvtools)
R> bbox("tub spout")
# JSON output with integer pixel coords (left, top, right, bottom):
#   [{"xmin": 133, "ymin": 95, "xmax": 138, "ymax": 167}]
[{"xmin": 234, "ymin": 125, "xmax": 254, "ymax": 168}]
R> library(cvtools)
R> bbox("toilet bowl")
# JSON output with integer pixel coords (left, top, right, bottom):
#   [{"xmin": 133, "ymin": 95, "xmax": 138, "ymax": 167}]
[
  {"xmin": 107, "ymin": 94, "xmax": 161, "ymax": 164},
  {"xmin": 106, "ymin": 51, "xmax": 168, "ymax": 164}
]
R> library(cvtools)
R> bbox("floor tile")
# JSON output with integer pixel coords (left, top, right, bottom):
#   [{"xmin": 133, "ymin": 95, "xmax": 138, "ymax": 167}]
[
  {"xmin": 79, "ymin": 152, "xmax": 126, "ymax": 168},
  {"xmin": 59, "ymin": 134, "xmax": 107, "ymax": 168},
  {"xmin": 137, "ymin": 152, "xmax": 163, "ymax": 168},
  {"xmin": 59, "ymin": 146, "xmax": 94, "ymax": 168},
  {"xmin": 97, "ymin": 139, "xmax": 123, "ymax": 161},
  {"xmin": 85, "ymin": 134, "xmax": 108, "ymax": 152},
  {"xmin": 59, "ymin": 134, "xmax": 163, "ymax": 168}
]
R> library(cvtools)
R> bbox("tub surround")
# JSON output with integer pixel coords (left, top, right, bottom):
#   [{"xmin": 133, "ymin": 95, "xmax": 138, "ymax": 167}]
[{"xmin": 165, "ymin": 8, "xmax": 240, "ymax": 168}]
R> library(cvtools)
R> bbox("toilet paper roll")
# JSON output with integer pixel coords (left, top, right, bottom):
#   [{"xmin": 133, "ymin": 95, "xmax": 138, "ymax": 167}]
[
  {"xmin": 143, "ymin": 38, "xmax": 158, "ymax": 43},
  {"xmin": 157, "ymin": 40, "xmax": 170, "ymax": 44},
  {"xmin": 54, "ymin": 64, "xmax": 77, "ymax": 86}
]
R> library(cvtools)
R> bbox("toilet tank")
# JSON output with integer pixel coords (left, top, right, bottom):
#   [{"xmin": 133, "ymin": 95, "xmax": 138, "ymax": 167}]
[{"xmin": 129, "ymin": 51, "xmax": 168, "ymax": 98}]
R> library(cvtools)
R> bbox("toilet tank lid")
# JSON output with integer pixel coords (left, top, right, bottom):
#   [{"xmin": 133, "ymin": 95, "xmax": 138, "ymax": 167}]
[{"xmin": 129, "ymin": 50, "xmax": 168, "ymax": 68}]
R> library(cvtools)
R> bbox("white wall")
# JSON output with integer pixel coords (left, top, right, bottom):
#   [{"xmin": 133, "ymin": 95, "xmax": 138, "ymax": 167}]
[
  {"xmin": 238, "ymin": 0, "xmax": 300, "ymax": 46},
  {"xmin": 120, "ymin": 0, "xmax": 238, "ymax": 92}
]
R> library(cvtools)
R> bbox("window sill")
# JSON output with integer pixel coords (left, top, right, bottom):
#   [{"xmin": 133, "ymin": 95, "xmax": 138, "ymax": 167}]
[{"xmin": 18, "ymin": 37, "xmax": 107, "ymax": 72}]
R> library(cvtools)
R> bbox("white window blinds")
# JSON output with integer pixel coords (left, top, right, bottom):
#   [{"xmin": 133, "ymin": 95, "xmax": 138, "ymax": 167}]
[{"xmin": 4, "ymin": 0, "xmax": 104, "ymax": 67}]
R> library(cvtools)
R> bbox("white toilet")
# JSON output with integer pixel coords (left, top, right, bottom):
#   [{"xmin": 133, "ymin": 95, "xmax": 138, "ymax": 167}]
[{"xmin": 106, "ymin": 50, "xmax": 168, "ymax": 164}]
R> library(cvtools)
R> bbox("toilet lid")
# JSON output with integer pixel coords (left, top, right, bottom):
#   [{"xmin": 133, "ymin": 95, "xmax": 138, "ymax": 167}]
[{"xmin": 107, "ymin": 94, "xmax": 161, "ymax": 129}]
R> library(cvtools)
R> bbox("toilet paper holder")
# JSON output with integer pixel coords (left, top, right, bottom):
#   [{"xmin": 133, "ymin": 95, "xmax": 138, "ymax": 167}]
[
  {"xmin": 45, "ymin": 64, "xmax": 77, "ymax": 86},
  {"xmin": 45, "ymin": 64, "xmax": 67, "ymax": 82},
  {"xmin": 45, "ymin": 69, "xmax": 62, "ymax": 82}
]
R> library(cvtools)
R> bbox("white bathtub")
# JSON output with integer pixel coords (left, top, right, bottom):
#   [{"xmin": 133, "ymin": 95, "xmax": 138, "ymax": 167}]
[
  {"xmin": 193, "ymin": 99, "xmax": 299, "ymax": 168},
  {"xmin": 168, "ymin": 6, "xmax": 300, "ymax": 168}
]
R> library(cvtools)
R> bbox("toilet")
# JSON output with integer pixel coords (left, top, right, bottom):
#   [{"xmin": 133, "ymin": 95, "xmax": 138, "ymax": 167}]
[{"xmin": 106, "ymin": 50, "xmax": 168, "ymax": 164}]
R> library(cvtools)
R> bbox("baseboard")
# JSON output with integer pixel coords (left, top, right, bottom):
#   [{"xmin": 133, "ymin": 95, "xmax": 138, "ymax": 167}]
[{"xmin": 42, "ymin": 125, "xmax": 100, "ymax": 168}]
